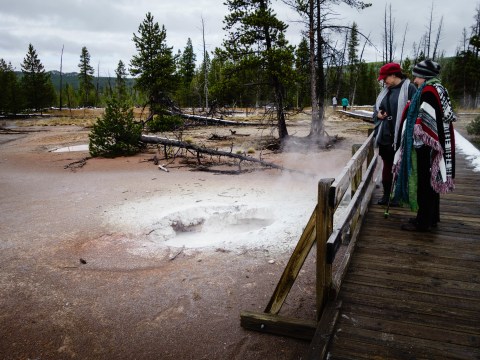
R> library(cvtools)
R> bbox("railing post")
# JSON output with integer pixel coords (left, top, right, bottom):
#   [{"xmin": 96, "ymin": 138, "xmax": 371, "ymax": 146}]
[
  {"xmin": 351, "ymin": 144, "xmax": 362, "ymax": 198},
  {"xmin": 367, "ymin": 128, "xmax": 375, "ymax": 164},
  {"xmin": 316, "ymin": 178, "xmax": 334, "ymax": 320}
]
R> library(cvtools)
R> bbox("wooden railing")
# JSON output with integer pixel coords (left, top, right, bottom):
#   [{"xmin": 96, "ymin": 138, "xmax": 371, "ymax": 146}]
[{"xmin": 240, "ymin": 130, "xmax": 378, "ymax": 342}]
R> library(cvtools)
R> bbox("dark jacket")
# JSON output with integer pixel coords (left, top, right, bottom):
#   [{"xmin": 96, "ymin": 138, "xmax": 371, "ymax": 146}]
[{"xmin": 373, "ymin": 80, "xmax": 416, "ymax": 146}]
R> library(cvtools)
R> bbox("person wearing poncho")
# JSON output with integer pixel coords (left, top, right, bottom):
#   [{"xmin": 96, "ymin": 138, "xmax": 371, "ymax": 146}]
[{"xmin": 393, "ymin": 59, "xmax": 456, "ymax": 232}]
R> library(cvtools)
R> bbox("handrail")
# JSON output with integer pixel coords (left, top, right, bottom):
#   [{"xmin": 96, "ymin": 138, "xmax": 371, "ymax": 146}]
[
  {"xmin": 240, "ymin": 129, "xmax": 378, "ymax": 342},
  {"xmin": 315, "ymin": 130, "xmax": 376, "ymax": 314}
]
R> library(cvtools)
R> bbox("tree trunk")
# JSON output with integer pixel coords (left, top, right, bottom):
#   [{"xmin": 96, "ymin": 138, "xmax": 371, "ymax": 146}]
[
  {"xmin": 140, "ymin": 134, "xmax": 292, "ymax": 172},
  {"xmin": 202, "ymin": 17, "xmax": 209, "ymax": 110},
  {"xmin": 60, "ymin": 45, "xmax": 64, "ymax": 110},
  {"xmin": 309, "ymin": 0, "xmax": 325, "ymax": 139},
  {"xmin": 260, "ymin": 0, "xmax": 288, "ymax": 139}
]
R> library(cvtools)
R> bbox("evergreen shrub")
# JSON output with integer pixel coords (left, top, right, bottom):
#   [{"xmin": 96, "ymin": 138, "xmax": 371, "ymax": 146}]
[
  {"xmin": 466, "ymin": 115, "xmax": 480, "ymax": 136},
  {"xmin": 147, "ymin": 113, "xmax": 183, "ymax": 132},
  {"xmin": 88, "ymin": 96, "xmax": 143, "ymax": 157}
]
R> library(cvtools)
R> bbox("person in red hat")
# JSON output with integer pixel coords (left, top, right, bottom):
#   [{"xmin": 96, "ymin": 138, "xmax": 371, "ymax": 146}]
[{"xmin": 373, "ymin": 62, "xmax": 416, "ymax": 205}]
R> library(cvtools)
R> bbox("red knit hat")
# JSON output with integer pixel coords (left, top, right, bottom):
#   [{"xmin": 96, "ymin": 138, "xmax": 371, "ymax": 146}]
[{"xmin": 377, "ymin": 62, "xmax": 402, "ymax": 81}]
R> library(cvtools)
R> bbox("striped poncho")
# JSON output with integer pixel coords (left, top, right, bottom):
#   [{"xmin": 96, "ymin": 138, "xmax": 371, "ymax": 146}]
[{"xmin": 394, "ymin": 78, "xmax": 456, "ymax": 210}]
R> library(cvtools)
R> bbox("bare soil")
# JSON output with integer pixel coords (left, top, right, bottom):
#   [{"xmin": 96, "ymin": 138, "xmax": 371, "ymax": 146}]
[{"xmin": 0, "ymin": 109, "xmax": 371, "ymax": 360}]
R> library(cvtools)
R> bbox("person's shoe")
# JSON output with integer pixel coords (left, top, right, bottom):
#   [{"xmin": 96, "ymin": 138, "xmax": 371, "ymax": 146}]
[
  {"xmin": 409, "ymin": 217, "xmax": 438, "ymax": 228},
  {"xmin": 389, "ymin": 199, "xmax": 400, "ymax": 207},
  {"xmin": 401, "ymin": 223, "xmax": 430, "ymax": 232},
  {"xmin": 377, "ymin": 196, "xmax": 388, "ymax": 205}
]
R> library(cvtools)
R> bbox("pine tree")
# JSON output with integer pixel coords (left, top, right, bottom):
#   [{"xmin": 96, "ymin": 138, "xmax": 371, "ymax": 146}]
[
  {"xmin": 0, "ymin": 59, "xmax": 23, "ymax": 114},
  {"xmin": 88, "ymin": 95, "xmax": 143, "ymax": 157},
  {"xmin": 179, "ymin": 39, "xmax": 196, "ymax": 86},
  {"xmin": 130, "ymin": 12, "xmax": 178, "ymax": 118},
  {"xmin": 205, "ymin": 53, "xmax": 239, "ymax": 108},
  {"xmin": 347, "ymin": 22, "xmax": 360, "ymax": 104},
  {"xmin": 115, "ymin": 60, "xmax": 128, "ymax": 102},
  {"xmin": 199, "ymin": 51, "xmax": 211, "ymax": 109},
  {"xmin": 443, "ymin": 5, "xmax": 480, "ymax": 107},
  {"xmin": 294, "ymin": 38, "xmax": 310, "ymax": 109},
  {"xmin": 177, "ymin": 38, "xmax": 197, "ymax": 107},
  {"xmin": 222, "ymin": 0, "xmax": 295, "ymax": 139},
  {"xmin": 78, "ymin": 46, "xmax": 95, "ymax": 107},
  {"xmin": 21, "ymin": 44, "xmax": 55, "ymax": 112}
]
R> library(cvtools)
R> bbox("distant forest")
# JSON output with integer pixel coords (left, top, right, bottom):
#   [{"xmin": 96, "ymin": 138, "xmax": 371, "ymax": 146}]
[
  {"xmin": 1, "ymin": 1, "xmax": 479, "ymax": 119},
  {"xmin": 46, "ymin": 71, "xmax": 136, "ymax": 93}
]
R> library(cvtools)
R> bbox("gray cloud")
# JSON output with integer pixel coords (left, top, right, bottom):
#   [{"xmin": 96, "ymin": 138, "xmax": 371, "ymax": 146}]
[{"xmin": 0, "ymin": 0, "xmax": 476, "ymax": 74}]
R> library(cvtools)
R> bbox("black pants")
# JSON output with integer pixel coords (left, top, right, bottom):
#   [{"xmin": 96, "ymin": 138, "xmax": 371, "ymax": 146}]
[
  {"xmin": 415, "ymin": 145, "xmax": 440, "ymax": 229},
  {"xmin": 379, "ymin": 144, "xmax": 395, "ymax": 185}
]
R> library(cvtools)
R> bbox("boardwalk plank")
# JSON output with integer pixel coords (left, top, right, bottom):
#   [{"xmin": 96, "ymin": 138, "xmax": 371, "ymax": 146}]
[
  {"xmin": 324, "ymin": 151, "xmax": 480, "ymax": 359},
  {"xmin": 329, "ymin": 327, "xmax": 479, "ymax": 360}
]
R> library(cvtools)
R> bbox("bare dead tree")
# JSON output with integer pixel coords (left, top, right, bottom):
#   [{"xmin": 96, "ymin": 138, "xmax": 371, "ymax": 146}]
[
  {"xmin": 59, "ymin": 45, "xmax": 64, "ymax": 110},
  {"xmin": 309, "ymin": 0, "xmax": 322, "ymax": 138},
  {"xmin": 383, "ymin": 5, "xmax": 388, "ymax": 63},
  {"xmin": 426, "ymin": 2, "xmax": 434, "ymax": 58},
  {"xmin": 335, "ymin": 31, "xmax": 349, "ymax": 98},
  {"xmin": 201, "ymin": 16, "xmax": 209, "ymax": 110},
  {"xmin": 351, "ymin": 33, "xmax": 370, "ymax": 106},
  {"xmin": 400, "ymin": 24, "xmax": 408, "ymax": 65},
  {"xmin": 140, "ymin": 134, "xmax": 302, "ymax": 173},
  {"xmin": 472, "ymin": 3, "xmax": 480, "ymax": 59},
  {"xmin": 382, "ymin": 4, "xmax": 395, "ymax": 63},
  {"xmin": 432, "ymin": 16, "xmax": 444, "ymax": 60},
  {"xmin": 388, "ymin": 4, "xmax": 395, "ymax": 62},
  {"xmin": 462, "ymin": 27, "xmax": 468, "ymax": 53},
  {"xmin": 95, "ymin": 62, "xmax": 100, "ymax": 107},
  {"xmin": 281, "ymin": 0, "xmax": 371, "ymax": 143}
]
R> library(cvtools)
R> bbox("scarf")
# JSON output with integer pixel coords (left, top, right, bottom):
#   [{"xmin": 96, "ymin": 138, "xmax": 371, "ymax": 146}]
[
  {"xmin": 394, "ymin": 79, "xmax": 412, "ymax": 150},
  {"xmin": 374, "ymin": 79, "xmax": 412, "ymax": 149},
  {"xmin": 394, "ymin": 82, "xmax": 426, "ymax": 210},
  {"xmin": 394, "ymin": 78, "xmax": 456, "ymax": 210}
]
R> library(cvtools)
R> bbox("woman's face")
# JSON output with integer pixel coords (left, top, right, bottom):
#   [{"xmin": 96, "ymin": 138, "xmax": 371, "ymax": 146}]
[
  {"xmin": 414, "ymin": 77, "xmax": 426, "ymax": 87},
  {"xmin": 384, "ymin": 74, "xmax": 401, "ymax": 88}
]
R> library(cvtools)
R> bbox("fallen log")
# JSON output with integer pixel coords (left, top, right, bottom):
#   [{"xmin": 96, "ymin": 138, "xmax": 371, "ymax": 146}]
[
  {"xmin": 177, "ymin": 112, "xmax": 264, "ymax": 127},
  {"xmin": 141, "ymin": 134, "xmax": 290, "ymax": 172}
]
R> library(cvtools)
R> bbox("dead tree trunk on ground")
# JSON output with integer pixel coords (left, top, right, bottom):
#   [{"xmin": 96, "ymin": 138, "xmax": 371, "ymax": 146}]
[{"xmin": 140, "ymin": 134, "xmax": 296, "ymax": 173}]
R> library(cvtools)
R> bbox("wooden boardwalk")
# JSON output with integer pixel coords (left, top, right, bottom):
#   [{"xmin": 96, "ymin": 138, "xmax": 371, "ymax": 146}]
[{"xmin": 320, "ymin": 153, "xmax": 480, "ymax": 359}]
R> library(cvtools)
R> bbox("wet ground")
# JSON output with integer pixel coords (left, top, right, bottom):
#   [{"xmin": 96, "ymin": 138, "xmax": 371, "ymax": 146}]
[{"xmin": 0, "ymin": 113, "xmax": 378, "ymax": 359}]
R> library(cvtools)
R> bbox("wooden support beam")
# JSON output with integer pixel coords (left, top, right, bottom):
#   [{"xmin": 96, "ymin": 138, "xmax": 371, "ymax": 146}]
[
  {"xmin": 240, "ymin": 311, "xmax": 317, "ymax": 341},
  {"xmin": 306, "ymin": 300, "xmax": 342, "ymax": 360},
  {"xmin": 264, "ymin": 209, "xmax": 317, "ymax": 315}
]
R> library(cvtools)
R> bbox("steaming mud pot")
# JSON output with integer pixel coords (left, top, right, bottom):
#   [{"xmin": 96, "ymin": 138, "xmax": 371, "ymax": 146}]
[{"xmin": 104, "ymin": 176, "xmax": 319, "ymax": 255}]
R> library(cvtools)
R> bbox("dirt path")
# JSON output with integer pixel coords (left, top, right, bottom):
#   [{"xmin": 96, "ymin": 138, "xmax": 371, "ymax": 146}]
[{"xmin": 0, "ymin": 114, "xmax": 370, "ymax": 359}]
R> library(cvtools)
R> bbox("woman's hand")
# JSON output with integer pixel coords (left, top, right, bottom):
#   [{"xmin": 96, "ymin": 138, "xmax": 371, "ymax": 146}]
[{"xmin": 377, "ymin": 109, "xmax": 388, "ymax": 120}]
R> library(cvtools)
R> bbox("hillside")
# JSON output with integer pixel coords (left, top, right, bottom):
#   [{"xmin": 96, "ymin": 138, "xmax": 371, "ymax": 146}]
[
  {"xmin": 14, "ymin": 70, "xmax": 136, "ymax": 92},
  {"xmin": 48, "ymin": 71, "xmax": 136, "ymax": 91}
]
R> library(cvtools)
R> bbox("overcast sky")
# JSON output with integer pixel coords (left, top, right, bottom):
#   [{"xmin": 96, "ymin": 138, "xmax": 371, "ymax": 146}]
[{"xmin": 0, "ymin": 0, "xmax": 477, "ymax": 75}]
